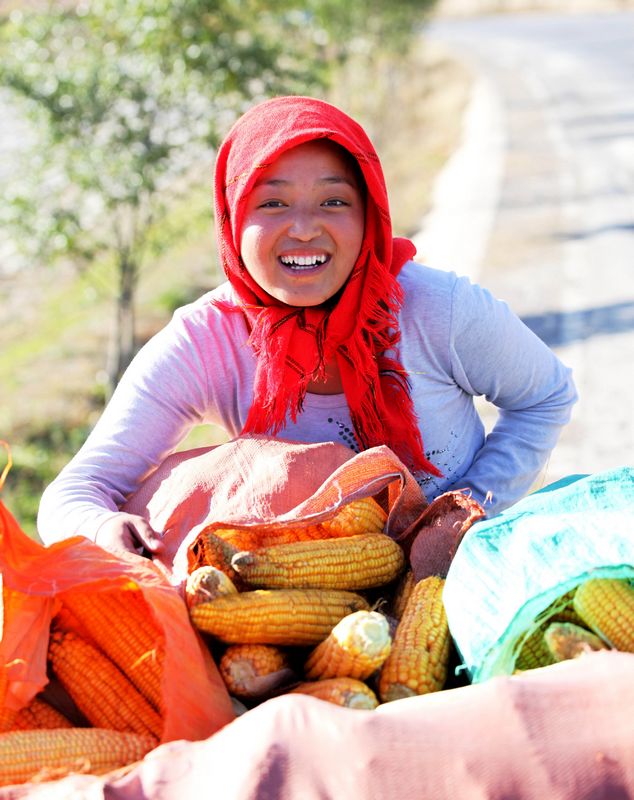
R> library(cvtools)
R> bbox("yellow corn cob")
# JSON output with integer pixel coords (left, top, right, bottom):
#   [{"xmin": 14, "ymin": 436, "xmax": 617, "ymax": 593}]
[
  {"xmin": 573, "ymin": 578, "xmax": 634, "ymax": 651},
  {"xmin": 51, "ymin": 605, "xmax": 93, "ymax": 639},
  {"xmin": 390, "ymin": 569, "xmax": 415, "ymax": 620},
  {"xmin": 514, "ymin": 589, "xmax": 585, "ymax": 671},
  {"xmin": 188, "ymin": 530, "xmax": 243, "ymax": 585},
  {"xmin": 319, "ymin": 497, "xmax": 387, "ymax": 536},
  {"xmin": 514, "ymin": 628, "xmax": 556, "ymax": 671},
  {"xmin": 543, "ymin": 622, "xmax": 609, "ymax": 662},
  {"xmin": 304, "ymin": 610, "xmax": 391, "ymax": 681},
  {"xmin": 48, "ymin": 631, "xmax": 162, "ymax": 739},
  {"xmin": 219, "ymin": 644, "xmax": 291, "ymax": 698},
  {"xmin": 214, "ymin": 528, "xmax": 267, "ymax": 551},
  {"xmin": 185, "ymin": 566, "xmax": 239, "ymax": 609},
  {"xmin": 189, "ymin": 589, "xmax": 370, "ymax": 645},
  {"xmin": 210, "ymin": 497, "xmax": 387, "ymax": 552},
  {"xmin": 549, "ymin": 590, "xmax": 585, "ymax": 626},
  {"xmin": 11, "ymin": 698, "xmax": 73, "ymax": 731},
  {"xmin": 231, "ymin": 533, "xmax": 405, "ymax": 591},
  {"xmin": 59, "ymin": 587, "xmax": 164, "ymax": 711},
  {"xmin": 378, "ymin": 576, "xmax": 450, "ymax": 702},
  {"xmin": 289, "ymin": 677, "xmax": 378, "ymax": 709},
  {"xmin": 0, "ymin": 710, "xmax": 17, "ymax": 736},
  {"xmin": 0, "ymin": 727, "xmax": 156, "ymax": 786}
]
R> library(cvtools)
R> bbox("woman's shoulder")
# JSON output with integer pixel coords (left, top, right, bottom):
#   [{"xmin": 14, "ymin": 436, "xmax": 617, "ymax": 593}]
[
  {"xmin": 398, "ymin": 260, "xmax": 498, "ymax": 313},
  {"xmin": 398, "ymin": 259, "xmax": 460, "ymax": 290},
  {"xmin": 170, "ymin": 281, "xmax": 244, "ymax": 329},
  {"xmin": 397, "ymin": 260, "xmax": 462, "ymax": 311},
  {"xmin": 172, "ymin": 281, "xmax": 233, "ymax": 314}
]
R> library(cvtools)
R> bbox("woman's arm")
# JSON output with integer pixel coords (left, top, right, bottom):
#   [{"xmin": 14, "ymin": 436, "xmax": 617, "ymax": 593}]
[
  {"xmin": 446, "ymin": 276, "xmax": 577, "ymax": 515},
  {"xmin": 37, "ymin": 309, "xmax": 217, "ymax": 546}
]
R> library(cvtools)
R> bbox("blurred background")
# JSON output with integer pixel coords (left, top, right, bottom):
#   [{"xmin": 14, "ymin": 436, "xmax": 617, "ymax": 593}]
[{"xmin": 1, "ymin": 0, "xmax": 633, "ymax": 537}]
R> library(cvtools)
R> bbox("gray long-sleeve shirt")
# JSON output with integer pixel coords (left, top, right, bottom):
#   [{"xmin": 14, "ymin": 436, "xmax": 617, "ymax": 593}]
[{"xmin": 37, "ymin": 261, "xmax": 577, "ymax": 543}]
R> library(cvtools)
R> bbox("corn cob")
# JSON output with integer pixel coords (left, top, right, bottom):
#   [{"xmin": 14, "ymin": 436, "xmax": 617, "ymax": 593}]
[
  {"xmin": 378, "ymin": 576, "xmax": 450, "ymax": 702},
  {"xmin": 390, "ymin": 569, "xmax": 415, "ymax": 620},
  {"xmin": 189, "ymin": 589, "xmax": 370, "ymax": 645},
  {"xmin": 185, "ymin": 565, "xmax": 239, "ymax": 609},
  {"xmin": 0, "ymin": 710, "xmax": 17, "ymax": 736},
  {"xmin": 51, "ymin": 605, "xmax": 93, "ymax": 640},
  {"xmin": 231, "ymin": 533, "xmax": 405, "ymax": 591},
  {"xmin": 188, "ymin": 530, "xmax": 243, "ymax": 585},
  {"xmin": 304, "ymin": 610, "xmax": 391, "ymax": 681},
  {"xmin": 319, "ymin": 497, "xmax": 387, "ymax": 536},
  {"xmin": 543, "ymin": 622, "xmax": 609, "ymax": 662},
  {"xmin": 11, "ymin": 698, "xmax": 72, "ymax": 731},
  {"xmin": 210, "ymin": 497, "xmax": 387, "ymax": 552},
  {"xmin": 289, "ymin": 677, "xmax": 378, "ymax": 709},
  {"xmin": 58, "ymin": 588, "xmax": 164, "ymax": 711},
  {"xmin": 219, "ymin": 644, "xmax": 291, "ymax": 698},
  {"xmin": 48, "ymin": 630, "xmax": 162, "ymax": 739},
  {"xmin": 573, "ymin": 578, "xmax": 634, "ymax": 652},
  {"xmin": 0, "ymin": 727, "xmax": 156, "ymax": 786},
  {"xmin": 514, "ymin": 628, "xmax": 556, "ymax": 671},
  {"xmin": 514, "ymin": 589, "xmax": 585, "ymax": 671}
]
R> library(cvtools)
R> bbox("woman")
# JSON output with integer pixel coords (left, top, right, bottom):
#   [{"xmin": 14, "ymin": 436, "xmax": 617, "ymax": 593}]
[{"xmin": 37, "ymin": 95, "xmax": 577, "ymax": 554}]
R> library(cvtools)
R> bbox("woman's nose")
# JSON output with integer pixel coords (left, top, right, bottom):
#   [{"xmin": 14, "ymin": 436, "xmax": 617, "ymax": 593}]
[{"xmin": 287, "ymin": 210, "xmax": 321, "ymax": 240}]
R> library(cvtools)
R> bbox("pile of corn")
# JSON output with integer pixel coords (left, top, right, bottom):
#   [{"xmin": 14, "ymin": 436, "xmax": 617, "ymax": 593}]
[
  {"xmin": 0, "ymin": 582, "xmax": 164, "ymax": 786},
  {"xmin": 187, "ymin": 496, "xmax": 455, "ymax": 711},
  {"xmin": 514, "ymin": 577, "xmax": 634, "ymax": 671}
]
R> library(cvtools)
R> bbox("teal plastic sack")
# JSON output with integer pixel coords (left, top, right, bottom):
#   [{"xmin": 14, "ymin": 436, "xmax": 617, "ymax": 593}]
[{"xmin": 443, "ymin": 466, "xmax": 634, "ymax": 683}]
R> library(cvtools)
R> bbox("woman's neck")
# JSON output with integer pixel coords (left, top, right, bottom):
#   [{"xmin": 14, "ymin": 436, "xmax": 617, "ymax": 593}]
[{"xmin": 307, "ymin": 358, "xmax": 343, "ymax": 395}]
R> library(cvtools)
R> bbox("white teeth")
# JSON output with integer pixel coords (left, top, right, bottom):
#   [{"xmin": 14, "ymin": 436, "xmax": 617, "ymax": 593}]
[{"xmin": 280, "ymin": 254, "xmax": 328, "ymax": 269}]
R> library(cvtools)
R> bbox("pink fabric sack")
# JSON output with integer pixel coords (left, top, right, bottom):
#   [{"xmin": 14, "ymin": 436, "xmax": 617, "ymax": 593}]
[
  {"xmin": 1, "ymin": 651, "xmax": 632, "ymax": 799},
  {"xmin": 123, "ymin": 434, "xmax": 483, "ymax": 585}
]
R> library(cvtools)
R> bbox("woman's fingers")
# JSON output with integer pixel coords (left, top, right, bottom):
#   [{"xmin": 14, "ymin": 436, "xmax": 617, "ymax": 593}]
[{"xmin": 95, "ymin": 513, "xmax": 164, "ymax": 556}]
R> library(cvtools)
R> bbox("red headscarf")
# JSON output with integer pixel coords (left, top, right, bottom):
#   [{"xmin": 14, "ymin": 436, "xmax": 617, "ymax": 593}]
[{"xmin": 213, "ymin": 95, "xmax": 441, "ymax": 476}]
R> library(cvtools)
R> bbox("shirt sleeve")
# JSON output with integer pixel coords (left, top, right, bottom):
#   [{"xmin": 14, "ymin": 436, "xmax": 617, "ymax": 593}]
[
  {"xmin": 37, "ymin": 307, "xmax": 216, "ymax": 544},
  {"xmin": 445, "ymin": 275, "xmax": 578, "ymax": 515}
]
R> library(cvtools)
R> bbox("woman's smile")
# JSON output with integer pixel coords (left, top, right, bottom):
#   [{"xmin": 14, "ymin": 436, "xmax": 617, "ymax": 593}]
[
  {"xmin": 278, "ymin": 252, "xmax": 332, "ymax": 278},
  {"xmin": 279, "ymin": 252, "xmax": 330, "ymax": 270}
]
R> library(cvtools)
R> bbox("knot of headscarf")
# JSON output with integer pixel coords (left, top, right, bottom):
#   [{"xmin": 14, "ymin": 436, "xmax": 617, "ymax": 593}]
[{"xmin": 213, "ymin": 95, "xmax": 441, "ymax": 476}]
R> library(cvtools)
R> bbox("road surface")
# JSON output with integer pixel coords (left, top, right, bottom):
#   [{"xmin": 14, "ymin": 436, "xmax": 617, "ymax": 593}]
[{"xmin": 417, "ymin": 11, "xmax": 634, "ymax": 486}]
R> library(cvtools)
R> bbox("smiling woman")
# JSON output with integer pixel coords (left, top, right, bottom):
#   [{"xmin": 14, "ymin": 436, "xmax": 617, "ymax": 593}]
[{"xmin": 37, "ymin": 95, "xmax": 577, "ymax": 556}]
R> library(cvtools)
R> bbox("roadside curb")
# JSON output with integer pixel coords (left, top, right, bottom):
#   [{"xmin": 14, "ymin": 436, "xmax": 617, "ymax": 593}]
[{"xmin": 412, "ymin": 49, "xmax": 506, "ymax": 283}]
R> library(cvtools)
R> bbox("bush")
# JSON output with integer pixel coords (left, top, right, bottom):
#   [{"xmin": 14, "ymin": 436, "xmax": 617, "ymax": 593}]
[{"xmin": 1, "ymin": 424, "xmax": 91, "ymax": 540}]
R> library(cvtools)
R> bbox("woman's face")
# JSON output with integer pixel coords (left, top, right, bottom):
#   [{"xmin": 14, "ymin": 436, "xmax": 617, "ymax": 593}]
[{"xmin": 239, "ymin": 140, "xmax": 365, "ymax": 307}]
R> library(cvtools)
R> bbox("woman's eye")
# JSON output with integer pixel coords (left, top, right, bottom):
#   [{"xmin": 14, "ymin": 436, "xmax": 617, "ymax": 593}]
[
  {"xmin": 323, "ymin": 198, "xmax": 349, "ymax": 208},
  {"xmin": 258, "ymin": 199, "xmax": 286, "ymax": 209}
]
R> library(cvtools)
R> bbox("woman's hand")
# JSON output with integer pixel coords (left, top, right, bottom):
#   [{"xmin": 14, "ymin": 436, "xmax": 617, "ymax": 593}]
[{"xmin": 95, "ymin": 512, "xmax": 164, "ymax": 557}]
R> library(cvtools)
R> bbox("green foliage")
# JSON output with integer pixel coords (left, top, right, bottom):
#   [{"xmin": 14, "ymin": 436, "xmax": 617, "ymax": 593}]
[
  {"xmin": 1, "ymin": 424, "xmax": 92, "ymax": 540},
  {"xmin": 301, "ymin": 0, "xmax": 436, "ymax": 57},
  {"xmin": 0, "ymin": 0, "xmax": 329, "ymax": 386}
]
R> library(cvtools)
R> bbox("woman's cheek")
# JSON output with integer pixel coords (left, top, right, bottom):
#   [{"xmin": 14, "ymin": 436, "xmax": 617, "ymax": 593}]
[{"xmin": 239, "ymin": 222, "xmax": 273, "ymax": 280}]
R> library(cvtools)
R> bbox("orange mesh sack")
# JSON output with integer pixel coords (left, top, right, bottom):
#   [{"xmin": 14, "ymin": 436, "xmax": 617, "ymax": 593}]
[
  {"xmin": 122, "ymin": 434, "xmax": 482, "ymax": 586},
  {"xmin": 0, "ymin": 454, "xmax": 235, "ymax": 758}
]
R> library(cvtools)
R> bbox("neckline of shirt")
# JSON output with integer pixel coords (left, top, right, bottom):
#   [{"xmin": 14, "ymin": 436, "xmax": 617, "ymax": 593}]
[{"xmin": 303, "ymin": 392, "xmax": 347, "ymax": 409}]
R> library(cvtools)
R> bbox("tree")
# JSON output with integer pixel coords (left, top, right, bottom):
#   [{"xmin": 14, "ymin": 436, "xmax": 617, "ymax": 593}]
[
  {"xmin": 0, "ymin": 0, "xmax": 434, "ymax": 396},
  {"xmin": 0, "ymin": 0, "xmax": 324, "ymax": 394}
]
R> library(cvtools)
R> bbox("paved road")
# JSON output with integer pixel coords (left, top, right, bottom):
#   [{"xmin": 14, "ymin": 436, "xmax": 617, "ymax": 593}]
[{"xmin": 419, "ymin": 11, "xmax": 634, "ymax": 485}]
